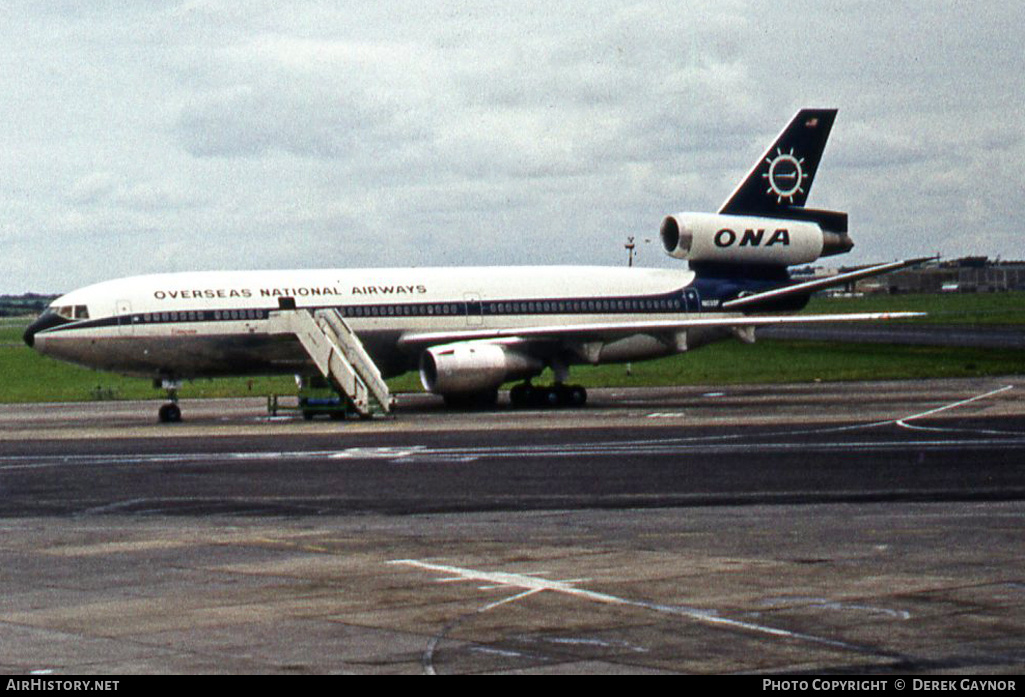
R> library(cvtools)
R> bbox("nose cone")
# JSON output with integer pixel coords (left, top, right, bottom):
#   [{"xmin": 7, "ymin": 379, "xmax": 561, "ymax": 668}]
[
  {"xmin": 23, "ymin": 318, "xmax": 40, "ymax": 347},
  {"xmin": 23, "ymin": 311, "xmax": 67, "ymax": 349}
]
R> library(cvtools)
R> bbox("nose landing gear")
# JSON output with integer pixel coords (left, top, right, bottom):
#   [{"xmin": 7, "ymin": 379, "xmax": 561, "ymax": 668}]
[
  {"xmin": 158, "ymin": 401, "xmax": 182, "ymax": 423},
  {"xmin": 155, "ymin": 378, "xmax": 183, "ymax": 423}
]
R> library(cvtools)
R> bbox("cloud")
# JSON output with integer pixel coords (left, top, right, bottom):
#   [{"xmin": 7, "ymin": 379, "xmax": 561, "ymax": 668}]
[
  {"xmin": 174, "ymin": 37, "xmax": 435, "ymax": 160},
  {"xmin": 0, "ymin": 1, "xmax": 1023, "ymax": 293}
]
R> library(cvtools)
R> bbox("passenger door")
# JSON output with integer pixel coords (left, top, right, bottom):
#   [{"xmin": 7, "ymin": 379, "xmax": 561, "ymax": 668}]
[{"xmin": 116, "ymin": 300, "xmax": 134, "ymax": 335}]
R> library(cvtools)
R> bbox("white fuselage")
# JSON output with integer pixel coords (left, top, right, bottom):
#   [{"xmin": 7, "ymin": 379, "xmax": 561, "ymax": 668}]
[{"xmin": 31, "ymin": 265, "xmax": 719, "ymax": 382}]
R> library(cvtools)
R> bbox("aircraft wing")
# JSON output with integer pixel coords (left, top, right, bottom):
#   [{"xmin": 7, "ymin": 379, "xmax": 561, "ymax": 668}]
[
  {"xmin": 397, "ymin": 255, "xmax": 931, "ymax": 353},
  {"xmin": 720, "ymin": 256, "xmax": 937, "ymax": 311},
  {"xmin": 396, "ymin": 310, "xmax": 924, "ymax": 353}
]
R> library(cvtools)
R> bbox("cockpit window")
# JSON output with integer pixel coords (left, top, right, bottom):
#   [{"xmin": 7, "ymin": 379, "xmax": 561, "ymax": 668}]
[{"xmin": 51, "ymin": 305, "xmax": 90, "ymax": 320}]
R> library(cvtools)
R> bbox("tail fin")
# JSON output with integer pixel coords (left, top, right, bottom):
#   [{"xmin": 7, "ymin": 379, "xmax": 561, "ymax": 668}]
[{"xmin": 719, "ymin": 108, "xmax": 837, "ymax": 217}]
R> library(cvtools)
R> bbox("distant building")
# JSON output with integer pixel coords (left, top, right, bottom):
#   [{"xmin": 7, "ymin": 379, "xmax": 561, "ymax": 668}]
[
  {"xmin": 799, "ymin": 258, "xmax": 1025, "ymax": 295},
  {"xmin": 0, "ymin": 293, "xmax": 58, "ymax": 317},
  {"xmin": 869, "ymin": 257, "xmax": 1025, "ymax": 294}
]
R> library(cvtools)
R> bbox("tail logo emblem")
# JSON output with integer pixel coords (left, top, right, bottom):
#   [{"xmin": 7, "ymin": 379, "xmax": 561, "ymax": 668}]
[{"xmin": 763, "ymin": 148, "xmax": 808, "ymax": 203}]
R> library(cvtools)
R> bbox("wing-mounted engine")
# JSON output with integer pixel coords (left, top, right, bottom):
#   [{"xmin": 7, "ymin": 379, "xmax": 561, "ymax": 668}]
[{"xmin": 420, "ymin": 341, "xmax": 543, "ymax": 395}]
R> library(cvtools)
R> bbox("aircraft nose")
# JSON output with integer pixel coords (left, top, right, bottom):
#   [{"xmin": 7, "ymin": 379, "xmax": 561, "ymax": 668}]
[
  {"xmin": 23, "ymin": 320, "xmax": 38, "ymax": 348},
  {"xmin": 23, "ymin": 311, "xmax": 65, "ymax": 349}
]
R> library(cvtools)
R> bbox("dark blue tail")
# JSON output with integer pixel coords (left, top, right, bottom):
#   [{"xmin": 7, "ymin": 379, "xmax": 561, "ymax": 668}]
[{"xmin": 718, "ymin": 108, "xmax": 844, "ymax": 233}]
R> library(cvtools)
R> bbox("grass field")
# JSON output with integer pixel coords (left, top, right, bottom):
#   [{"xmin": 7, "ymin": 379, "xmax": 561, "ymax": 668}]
[
  {"xmin": 1, "ymin": 298, "xmax": 1022, "ymax": 404},
  {"xmin": 0, "ymin": 318, "xmax": 31, "ymax": 344},
  {"xmin": 804, "ymin": 291, "xmax": 1025, "ymax": 324}
]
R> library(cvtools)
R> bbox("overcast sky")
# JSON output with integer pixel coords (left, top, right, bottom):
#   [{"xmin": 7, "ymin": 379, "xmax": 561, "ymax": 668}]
[{"xmin": 2, "ymin": 1, "xmax": 1022, "ymax": 293}]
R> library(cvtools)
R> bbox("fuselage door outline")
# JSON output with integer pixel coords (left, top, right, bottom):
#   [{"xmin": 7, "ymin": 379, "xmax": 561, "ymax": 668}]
[
  {"xmin": 116, "ymin": 300, "xmax": 134, "ymax": 336},
  {"xmin": 465, "ymin": 293, "xmax": 483, "ymax": 327},
  {"xmin": 684, "ymin": 288, "xmax": 700, "ymax": 313}
]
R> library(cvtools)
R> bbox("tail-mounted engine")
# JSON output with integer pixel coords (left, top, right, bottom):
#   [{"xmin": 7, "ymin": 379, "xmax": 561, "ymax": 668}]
[
  {"xmin": 660, "ymin": 212, "xmax": 853, "ymax": 266},
  {"xmin": 661, "ymin": 109, "xmax": 853, "ymax": 268}
]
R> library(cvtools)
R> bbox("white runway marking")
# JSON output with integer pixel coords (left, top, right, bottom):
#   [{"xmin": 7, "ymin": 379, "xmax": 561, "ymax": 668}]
[
  {"xmin": 898, "ymin": 385, "xmax": 1014, "ymax": 424},
  {"xmin": 390, "ymin": 559, "xmax": 878, "ymax": 656},
  {"xmin": 329, "ymin": 446, "xmax": 427, "ymax": 459},
  {"xmin": 3, "ymin": 435, "xmax": 1024, "ymax": 471},
  {"xmin": 0, "ymin": 385, "xmax": 1018, "ymax": 472},
  {"xmin": 896, "ymin": 385, "xmax": 1017, "ymax": 435},
  {"xmin": 535, "ymin": 636, "xmax": 648, "ymax": 653},
  {"xmin": 758, "ymin": 596, "xmax": 911, "ymax": 621}
]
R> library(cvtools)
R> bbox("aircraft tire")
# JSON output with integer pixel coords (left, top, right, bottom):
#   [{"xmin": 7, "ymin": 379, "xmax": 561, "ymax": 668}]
[
  {"xmin": 552, "ymin": 384, "xmax": 588, "ymax": 408},
  {"xmin": 509, "ymin": 383, "xmax": 533, "ymax": 407},
  {"xmin": 541, "ymin": 386, "xmax": 562, "ymax": 407},
  {"xmin": 158, "ymin": 402, "xmax": 182, "ymax": 423},
  {"xmin": 567, "ymin": 385, "xmax": 587, "ymax": 407}
]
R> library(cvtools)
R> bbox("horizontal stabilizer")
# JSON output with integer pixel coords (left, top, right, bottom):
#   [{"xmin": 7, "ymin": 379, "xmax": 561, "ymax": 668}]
[{"xmin": 721, "ymin": 256, "xmax": 938, "ymax": 311}]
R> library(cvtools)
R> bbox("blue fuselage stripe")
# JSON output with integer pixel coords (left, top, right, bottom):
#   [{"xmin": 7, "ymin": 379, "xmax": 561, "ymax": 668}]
[{"xmin": 40, "ymin": 288, "xmax": 704, "ymax": 336}]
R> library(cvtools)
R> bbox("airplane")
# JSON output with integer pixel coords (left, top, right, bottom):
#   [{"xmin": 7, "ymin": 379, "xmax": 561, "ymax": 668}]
[{"xmin": 24, "ymin": 108, "xmax": 927, "ymax": 422}]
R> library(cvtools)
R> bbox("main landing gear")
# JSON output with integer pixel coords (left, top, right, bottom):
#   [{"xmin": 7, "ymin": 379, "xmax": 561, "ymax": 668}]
[
  {"xmin": 509, "ymin": 381, "xmax": 587, "ymax": 408},
  {"xmin": 156, "ymin": 379, "xmax": 183, "ymax": 423}
]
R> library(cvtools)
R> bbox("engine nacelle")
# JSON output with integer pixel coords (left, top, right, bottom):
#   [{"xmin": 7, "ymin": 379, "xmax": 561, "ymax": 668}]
[
  {"xmin": 660, "ymin": 212, "xmax": 828, "ymax": 266},
  {"xmin": 419, "ymin": 342, "xmax": 543, "ymax": 395}
]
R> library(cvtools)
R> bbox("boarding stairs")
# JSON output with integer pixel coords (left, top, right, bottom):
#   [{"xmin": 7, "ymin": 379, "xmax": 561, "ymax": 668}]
[{"xmin": 268, "ymin": 308, "xmax": 394, "ymax": 418}]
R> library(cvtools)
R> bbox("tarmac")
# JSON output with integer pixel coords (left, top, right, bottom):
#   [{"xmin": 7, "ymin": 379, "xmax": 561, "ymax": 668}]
[{"xmin": 0, "ymin": 377, "xmax": 1023, "ymax": 674}]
